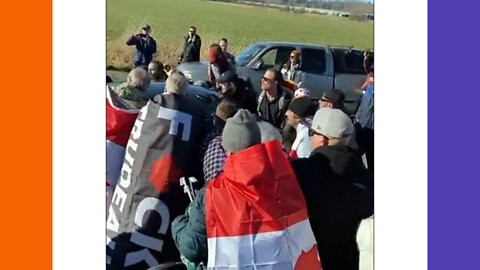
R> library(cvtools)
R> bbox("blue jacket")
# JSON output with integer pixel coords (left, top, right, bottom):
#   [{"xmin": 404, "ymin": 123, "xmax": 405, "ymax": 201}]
[
  {"xmin": 355, "ymin": 85, "xmax": 374, "ymax": 130},
  {"xmin": 126, "ymin": 34, "xmax": 157, "ymax": 67}
]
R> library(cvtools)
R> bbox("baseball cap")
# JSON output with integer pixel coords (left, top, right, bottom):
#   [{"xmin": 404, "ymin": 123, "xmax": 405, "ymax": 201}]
[
  {"xmin": 216, "ymin": 70, "xmax": 238, "ymax": 84},
  {"xmin": 311, "ymin": 108, "xmax": 354, "ymax": 145},
  {"xmin": 321, "ymin": 89, "xmax": 345, "ymax": 110},
  {"xmin": 288, "ymin": 97, "xmax": 317, "ymax": 119},
  {"xmin": 142, "ymin": 24, "xmax": 151, "ymax": 31}
]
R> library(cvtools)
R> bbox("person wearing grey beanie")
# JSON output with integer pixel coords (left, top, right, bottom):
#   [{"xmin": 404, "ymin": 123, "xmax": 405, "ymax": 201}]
[{"xmin": 221, "ymin": 109, "xmax": 262, "ymax": 154}]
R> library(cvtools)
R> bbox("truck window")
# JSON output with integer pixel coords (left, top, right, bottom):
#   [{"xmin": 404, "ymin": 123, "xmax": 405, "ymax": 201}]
[
  {"xmin": 257, "ymin": 47, "xmax": 295, "ymax": 70},
  {"xmin": 344, "ymin": 50, "xmax": 366, "ymax": 72},
  {"xmin": 236, "ymin": 44, "xmax": 266, "ymax": 66},
  {"xmin": 332, "ymin": 49, "xmax": 368, "ymax": 74},
  {"xmin": 301, "ymin": 48, "xmax": 327, "ymax": 75}
]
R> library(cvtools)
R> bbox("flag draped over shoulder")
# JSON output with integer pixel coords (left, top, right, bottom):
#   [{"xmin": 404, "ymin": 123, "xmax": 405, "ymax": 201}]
[
  {"xmin": 106, "ymin": 86, "xmax": 141, "ymax": 212},
  {"xmin": 205, "ymin": 140, "xmax": 321, "ymax": 270},
  {"xmin": 106, "ymin": 92, "xmax": 208, "ymax": 269}
]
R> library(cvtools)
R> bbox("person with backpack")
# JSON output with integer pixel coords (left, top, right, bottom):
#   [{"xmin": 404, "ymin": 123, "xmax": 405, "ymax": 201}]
[{"xmin": 257, "ymin": 68, "xmax": 292, "ymax": 129}]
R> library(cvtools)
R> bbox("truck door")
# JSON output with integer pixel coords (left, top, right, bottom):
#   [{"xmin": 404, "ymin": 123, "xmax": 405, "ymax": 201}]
[
  {"xmin": 239, "ymin": 46, "xmax": 296, "ymax": 94},
  {"xmin": 298, "ymin": 47, "xmax": 334, "ymax": 99}
]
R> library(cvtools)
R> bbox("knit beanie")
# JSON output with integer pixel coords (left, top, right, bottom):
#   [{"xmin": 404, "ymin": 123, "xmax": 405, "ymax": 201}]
[
  {"xmin": 288, "ymin": 96, "xmax": 317, "ymax": 118},
  {"xmin": 221, "ymin": 109, "xmax": 261, "ymax": 153}
]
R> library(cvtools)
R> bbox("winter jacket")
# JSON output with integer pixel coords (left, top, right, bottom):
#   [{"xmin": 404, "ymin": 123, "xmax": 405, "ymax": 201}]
[
  {"xmin": 225, "ymin": 51, "xmax": 236, "ymax": 65},
  {"xmin": 126, "ymin": 34, "xmax": 157, "ymax": 67},
  {"xmin": 291, "ymin": 145, "xmax": 374, "ymax": 270},
  {"xmin": 220, "ymin": 78, "xmax": 257, "ymax": 114},
  {"xmin": 171, "ymin": 187, "xmax": 208, "ymax": 268},
  {"xmin": 181, "ymin": 34, "xmax": 202, "ymax": 63}
]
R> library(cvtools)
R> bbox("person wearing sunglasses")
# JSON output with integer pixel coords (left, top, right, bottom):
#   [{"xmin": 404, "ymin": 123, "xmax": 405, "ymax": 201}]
[
  {"xmin": 257, "ymin": 68, "xmax": 292, "ymax": 129},
  {"xmin": 280, "ymin": 49, "xmax": 303, "ymax": 82},
  {"xmin": 319, "ymin": 89, "xmax": 345, "ymax": 110},
  {"xmin": 290, "ymin": 107, "xmax": 373, "ymax": 270},
  {"xmin": 179, "ymin": 26, "xmax": 202, "ymax": 64}
]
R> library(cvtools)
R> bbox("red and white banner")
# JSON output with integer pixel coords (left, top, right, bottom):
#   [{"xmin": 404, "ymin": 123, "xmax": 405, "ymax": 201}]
[
  {"xmin": 205, "ymin": 140, "xmax": 321, "ymax": 270},
  {"xmin": 106, "ymin": 86, "xmax": 140, "ymax": 211}
]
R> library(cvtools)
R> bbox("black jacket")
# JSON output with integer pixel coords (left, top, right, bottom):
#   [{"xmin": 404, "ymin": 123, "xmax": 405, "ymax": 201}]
[
  {"xmin": 257, "ymin": 89, "xmax": 291, "ymax": 129},
  {"xmin": 126, "ymin": 34, "xmax": 157, "ymax": 67},
  {"xmin": 291, "ymin": 145, "xmax": 374, "ymax": 270},
  {"xmin": 224, "ymin": 78, "xmax": 257, "ymax": 114},
  {"xmin": 181, "ymin": 34, "xmax": 202, "ymax": 63}
]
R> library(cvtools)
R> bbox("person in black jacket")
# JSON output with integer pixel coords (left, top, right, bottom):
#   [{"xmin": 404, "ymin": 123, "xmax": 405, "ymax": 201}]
[
  {"xmin": 291, "ymin": 107, "xmax": 374, "ymax": 270},
  {"xmin": 126, "ymin": 24, "xmax": 157, "ymax": 68},
  {"xmin": 179, "ymin": 26, "xmax": 202, "ymax": 64},
  {"xmin": 216, "ymin": 70, "xmax": 257, "ymax": 114}
]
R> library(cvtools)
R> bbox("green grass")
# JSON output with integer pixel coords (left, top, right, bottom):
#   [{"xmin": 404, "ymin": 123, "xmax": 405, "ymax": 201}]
[{"xmin": 107, "ymin": 0, "xmax": 373, "ymax": 70}]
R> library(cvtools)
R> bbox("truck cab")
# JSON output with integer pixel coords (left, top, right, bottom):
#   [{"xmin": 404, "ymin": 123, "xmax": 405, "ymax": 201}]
[{"xmin": 177, "ymin": 41, "xmax": 371, "ymax": 115}]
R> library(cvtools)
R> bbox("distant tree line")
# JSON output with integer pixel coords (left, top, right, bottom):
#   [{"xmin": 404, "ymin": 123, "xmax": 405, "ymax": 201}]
[{"xmin": 208, "ymin": 0, "xmax": 373, "ymax": 14}]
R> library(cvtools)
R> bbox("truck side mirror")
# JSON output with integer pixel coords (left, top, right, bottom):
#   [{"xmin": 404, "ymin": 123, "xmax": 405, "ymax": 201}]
[{"xmin": 251, "ymin": 59, "xmax": 263, "ymax": 70}]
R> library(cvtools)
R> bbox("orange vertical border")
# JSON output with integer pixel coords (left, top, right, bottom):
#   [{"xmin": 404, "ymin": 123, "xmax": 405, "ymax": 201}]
[{"xmin": 0, "ymin": 0, "xmax": 52, "ymax": 269}]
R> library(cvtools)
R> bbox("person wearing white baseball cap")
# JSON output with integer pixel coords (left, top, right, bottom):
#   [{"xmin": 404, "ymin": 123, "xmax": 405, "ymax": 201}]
[
  {"xmin": 290, "ymin": 107, "xmax": 374, "ymax": 270},
  {"xmin": 309, "ymin": 107, "xmax": 355, "ymax": 148}
]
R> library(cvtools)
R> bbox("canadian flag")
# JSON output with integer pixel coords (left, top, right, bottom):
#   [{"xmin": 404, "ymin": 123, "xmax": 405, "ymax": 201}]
[
  {"xmin": 205, "ymin": 140, "xmax": 322, "ymax": 270},
  {"xmin": 106, "ymin": 86, "xmax": 140, "ymax": 212}
]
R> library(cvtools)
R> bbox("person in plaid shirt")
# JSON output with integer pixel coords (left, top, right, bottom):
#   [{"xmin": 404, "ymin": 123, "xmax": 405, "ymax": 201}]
[{"xmin": 203, "ymin": 99, "xmax": 239, "ymax": 183}]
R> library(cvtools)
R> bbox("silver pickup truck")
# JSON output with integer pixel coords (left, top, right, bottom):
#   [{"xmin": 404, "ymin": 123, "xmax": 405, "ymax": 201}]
[{"xmin": 177, "ymin": 41, "xmax": 371, "ymax": 115}]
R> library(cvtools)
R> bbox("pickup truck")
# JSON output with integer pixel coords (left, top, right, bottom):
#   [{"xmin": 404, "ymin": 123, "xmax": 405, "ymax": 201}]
[{"xmin": 177, "ymin": 41, "xmax": 372, "ymax": 115}]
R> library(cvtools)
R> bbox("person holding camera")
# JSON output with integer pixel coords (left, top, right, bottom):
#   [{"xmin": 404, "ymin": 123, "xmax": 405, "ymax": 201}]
[
  {"xmin": 179, "ymin": 26, "xmax": 202, "ymax": 64},
  {"xmin": 126, "ymin": 24, "xmax": 157, "ymax": 68}
]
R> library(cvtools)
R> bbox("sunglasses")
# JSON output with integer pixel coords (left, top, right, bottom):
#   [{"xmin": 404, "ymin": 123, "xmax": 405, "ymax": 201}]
[
  {"xmin": 308, "ymin": 128, "xmax": 323, "ymax": 137},
  {"xmin": 262, "ymin": 76, "xmax": 274, "ymax": 83}
]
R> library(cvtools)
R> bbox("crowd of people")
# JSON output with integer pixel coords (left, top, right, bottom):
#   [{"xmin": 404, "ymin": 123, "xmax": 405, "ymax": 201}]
[{"xmin": 107, "ymin": 24, "xmax": 374, "ymax": 270}]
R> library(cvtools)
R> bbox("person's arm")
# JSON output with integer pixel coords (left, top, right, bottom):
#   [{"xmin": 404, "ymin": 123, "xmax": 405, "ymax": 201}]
[
  {"xmin": 171, "ymin": 188, "xmax": 208, "ymax": 264},
  {"xmin": 126, "ymin": 34, "xmax": 139, "ymax": 46}
]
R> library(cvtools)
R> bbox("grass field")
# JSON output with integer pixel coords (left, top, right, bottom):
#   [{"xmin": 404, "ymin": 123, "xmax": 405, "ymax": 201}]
[{"xmin": 107, "ymin": 0, "xmax": 373, "ymax": 70}]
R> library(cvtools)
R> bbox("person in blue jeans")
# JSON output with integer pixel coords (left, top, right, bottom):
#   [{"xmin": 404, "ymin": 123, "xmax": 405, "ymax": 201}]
[{"xmin": 126, "ymin": 24, "xmax": 157, "ymax": 68}]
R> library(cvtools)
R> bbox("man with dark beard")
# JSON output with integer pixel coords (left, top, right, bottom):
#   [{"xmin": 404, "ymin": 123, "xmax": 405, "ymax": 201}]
[{"xmin": 216, "ymin": 70, "xmax": 256, "ymax": 114}]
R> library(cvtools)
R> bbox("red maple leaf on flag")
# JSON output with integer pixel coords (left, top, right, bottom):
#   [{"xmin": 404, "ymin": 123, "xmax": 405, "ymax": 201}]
[
  {"xmin": 149, "ymin": 154, "xmax": 183, "ymax": 193},
  {"xmin": 294, "ymin": 246, "xmax": 322, "ymax": 270}
]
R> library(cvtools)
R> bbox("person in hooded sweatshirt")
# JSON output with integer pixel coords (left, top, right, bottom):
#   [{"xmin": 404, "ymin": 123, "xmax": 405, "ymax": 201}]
[
  {"xmin": 172, "ymin": 109, "xmax": 321, "ymax": 270},
  {"xmin": 291, "ymin": 107, "xmax": 374, "ymax": 270}
]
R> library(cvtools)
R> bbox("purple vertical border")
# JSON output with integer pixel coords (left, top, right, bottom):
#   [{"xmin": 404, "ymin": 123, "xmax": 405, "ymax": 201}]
[{"xmin": 429, "ymin": 1, "xmax": 480, "ymax": 269}]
